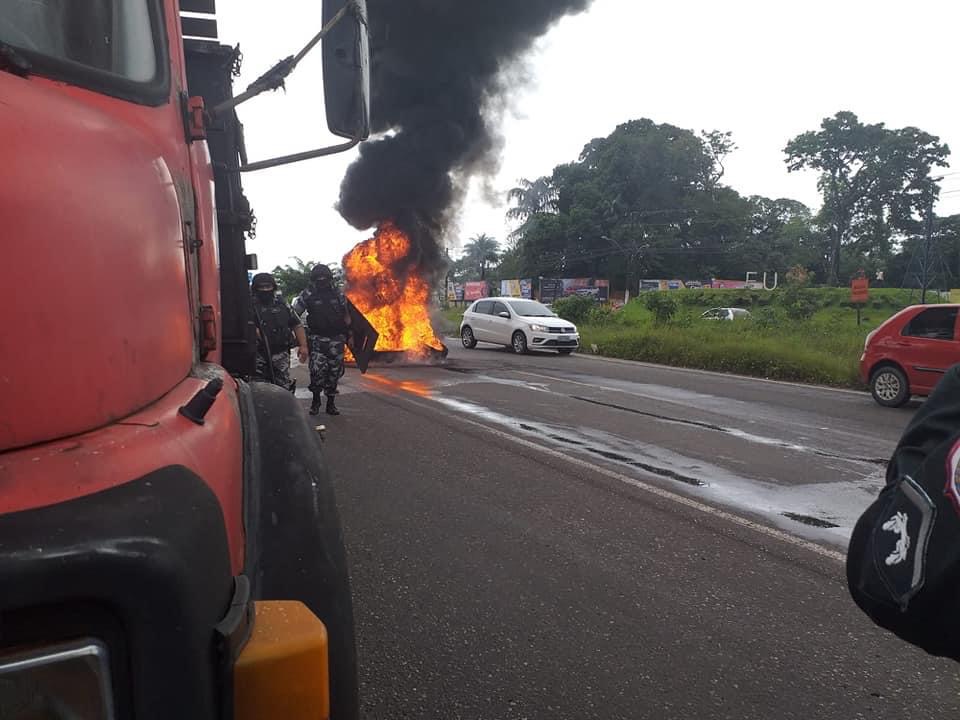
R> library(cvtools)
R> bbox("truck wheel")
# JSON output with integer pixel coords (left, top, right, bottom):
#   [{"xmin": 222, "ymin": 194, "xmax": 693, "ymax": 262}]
[
  {"xmin": 870, "ymin": 365, "xmax": 910, "ymax": 408},
  {"xmin": 243, "ymin": 381, "xmax": 359, "ymax": 720}
]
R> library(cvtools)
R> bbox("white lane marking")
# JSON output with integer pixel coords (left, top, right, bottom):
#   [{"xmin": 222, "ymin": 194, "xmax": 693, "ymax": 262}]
[{"xmin": 391, "ymin": 391, "xmax": 846, "ymax": 564}]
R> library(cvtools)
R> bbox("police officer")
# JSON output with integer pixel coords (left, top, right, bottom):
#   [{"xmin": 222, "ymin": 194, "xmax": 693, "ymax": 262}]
[
  {"xmin": 848, "ymin": 364, "xmax": 960, "ymax": 661},
  {"xmin": 251, "ymin": 273, "xmax": 308, "ymax": 390},
  {"xmin": 294, "ymin": 264, "xmax": 352, "ymax": 416}
]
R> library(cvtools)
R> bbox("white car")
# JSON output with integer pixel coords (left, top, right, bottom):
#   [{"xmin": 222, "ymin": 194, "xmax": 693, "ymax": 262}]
[
  {"xmin": 460, "ymin": 297, "xmax": 580, "ymax": 354},
  {"xmin": 701, "ymin": 307, "xmax": 752, "ymax": 321}
]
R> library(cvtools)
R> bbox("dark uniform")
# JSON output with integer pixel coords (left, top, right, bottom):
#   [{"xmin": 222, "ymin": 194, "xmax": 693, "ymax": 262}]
[
  {"xmin": 848, "ymin": 364, "xmax": 960, "ymax": 660},
  {"xmin": 251, "ymin": 274, "xmax": 302, "ymax": 390},
  {"xmin": 294, "ymin": 265, "xmax": 351, "ymax": 415}
]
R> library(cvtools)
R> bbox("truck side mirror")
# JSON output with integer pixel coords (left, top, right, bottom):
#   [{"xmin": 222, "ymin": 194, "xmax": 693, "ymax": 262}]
[{"xmin": 322, "ymin": 0, "xmax": 371, "ymax": 141}]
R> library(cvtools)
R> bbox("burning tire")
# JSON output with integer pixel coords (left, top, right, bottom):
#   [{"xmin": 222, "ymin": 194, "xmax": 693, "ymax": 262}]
[
  {"xmin": 511, "ymin": 330, "xmax": 529, "ymax": 354},
  {"xmin": 461, "ymin": 325, "xmax": 477, "ymax": 349}
]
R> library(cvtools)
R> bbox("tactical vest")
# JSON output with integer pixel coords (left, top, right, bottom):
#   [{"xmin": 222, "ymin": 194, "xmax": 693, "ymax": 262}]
[
  {"xmin": 256, "ymin": 300, "xmax": 293, "ymax": 353},
  {"xmin": 304, "ymin": 288, "xmax": 348, "ymax": 335}
]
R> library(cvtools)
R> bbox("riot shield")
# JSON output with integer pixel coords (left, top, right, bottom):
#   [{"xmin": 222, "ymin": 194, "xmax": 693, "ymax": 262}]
[{"xmin": 347, "ymin": 300, "xmax": 378, "ymax": 374}]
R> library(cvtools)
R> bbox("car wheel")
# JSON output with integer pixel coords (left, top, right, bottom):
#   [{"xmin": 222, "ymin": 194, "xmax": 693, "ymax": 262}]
[
  {"xmin": 558, "ymin": 348, "xmax": 573, "ymax": 355},
  {"xmin": 461, "ymin": 326, "xmax": 477, "ymax": 349},
  {"xmin": 511, "ymin": 330, "xmax": 529, "ymax": 354},
  {"xmin": 870, "ymin": 366, "xmax": 910, "ymax": 407}
]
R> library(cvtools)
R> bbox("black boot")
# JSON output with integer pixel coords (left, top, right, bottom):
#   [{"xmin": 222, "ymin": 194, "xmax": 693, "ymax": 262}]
[
  {"xmin": 325, "ymin": 395, "xmax": 340, "ymax": 416},
  {"xmin": 309, "ymin": 393, "xmax": 322, "ymax": 416}
]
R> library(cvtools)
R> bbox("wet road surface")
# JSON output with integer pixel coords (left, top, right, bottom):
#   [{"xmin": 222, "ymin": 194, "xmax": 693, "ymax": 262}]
[{"xmin": 293, "ymin": 344, "xmax": 960, "ymax": 719}]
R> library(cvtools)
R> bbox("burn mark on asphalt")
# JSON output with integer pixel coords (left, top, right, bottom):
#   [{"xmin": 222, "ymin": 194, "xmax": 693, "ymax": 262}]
[
  {"xmin": 519, "ymin": 424, "xmax": 706, "ymax": 486},
  {"xmin": 782, "ymin": 512, "xmax": 839, "ymax": 529},
  {"xmin": 570, "ymin": 395, "xmax": 887, "ymax": 467}
]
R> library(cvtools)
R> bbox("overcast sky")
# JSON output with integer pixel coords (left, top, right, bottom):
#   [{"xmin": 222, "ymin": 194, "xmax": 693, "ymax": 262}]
[{"xmin": 217, "ymin": 0, "xmax": 960, "ymax": 273}]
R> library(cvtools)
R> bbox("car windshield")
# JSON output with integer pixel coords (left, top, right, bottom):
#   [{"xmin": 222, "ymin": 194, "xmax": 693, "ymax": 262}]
[
  {"xmin": 506, "ymin": 300, "xmax": 555, "ymax": 317},
  {"xmin": 1, "ymin": 0, "xmax": 157, "ymax": 82}
]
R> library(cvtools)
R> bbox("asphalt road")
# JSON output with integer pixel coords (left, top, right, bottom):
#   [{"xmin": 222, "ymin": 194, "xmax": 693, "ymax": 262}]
[{"xmin": 293, "ymin": 344, "xmax": 960, "ymax": 719}]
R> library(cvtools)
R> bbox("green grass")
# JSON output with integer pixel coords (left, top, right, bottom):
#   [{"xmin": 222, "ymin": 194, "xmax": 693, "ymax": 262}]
[
  {"xmin": 435, "ymin": 306, "xmax": 465, "ymax": 336},
  {"xmin": 433, "ymin": 289, "xmax": 925, "ymax": 388},
  {"xmin": 581, "ymin": 315, "xmax": 866, "ymax": 386},
  {"xmin": 577, "ymin": 289, "xmax": 921, "ymax": 387}
]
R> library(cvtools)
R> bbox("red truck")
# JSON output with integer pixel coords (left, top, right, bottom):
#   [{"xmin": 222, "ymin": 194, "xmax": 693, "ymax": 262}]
[{"xmin": 0, "ymin": 1, "xmax": 369, "ymax": 718}]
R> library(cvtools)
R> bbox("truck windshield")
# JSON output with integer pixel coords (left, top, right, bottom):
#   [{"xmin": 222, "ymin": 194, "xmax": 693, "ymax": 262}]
[{"xmin": 0, "ymin": 0, "xmax": 158, "ymax": 83}]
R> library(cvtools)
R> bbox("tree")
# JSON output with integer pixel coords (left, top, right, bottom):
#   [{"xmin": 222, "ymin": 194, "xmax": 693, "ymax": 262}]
[
  {"xmin": 506, "ymin": 176, "xmax": 558, "ymax": 221},
  {"xmin": 505, "ymin": 176, "xmax": 559, "ymax": 241},
  {"xmin": 462, "ymin": 233, "xmax": 500, "ymax": 280},
  {"xmin": 510, "ymin": 119, "xmax": 751, "ymax": 284},
  {"xmin": 272, "ymin": 257, "xmax": 343, "ymax": 299},
  {"xmin": 701, "ymin": 130, "xmax": 736, "ymax": 190},
  {"xmin": 732, "ymin": 196, "xmax": 825, "ymax": 276},
  {"xmin": 784, "ymin": 111, "xmax": 949, "ymax": 285}
]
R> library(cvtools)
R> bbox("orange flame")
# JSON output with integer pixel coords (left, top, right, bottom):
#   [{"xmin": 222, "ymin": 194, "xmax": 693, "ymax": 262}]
[{"xmin": 342, "ymin": 222, "xmax": 443, "ymax": 358}]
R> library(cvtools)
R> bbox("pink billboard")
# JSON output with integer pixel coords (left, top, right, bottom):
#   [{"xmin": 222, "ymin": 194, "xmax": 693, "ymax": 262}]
[{"xmin": 464, "ymin": 281, "xmax": 490, "ymax": 301}]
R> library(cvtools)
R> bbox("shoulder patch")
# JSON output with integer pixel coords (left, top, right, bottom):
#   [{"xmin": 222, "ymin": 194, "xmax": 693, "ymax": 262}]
[{"xmin": 873, "ymin": 475, "xmax": 936, "ymax": 610}]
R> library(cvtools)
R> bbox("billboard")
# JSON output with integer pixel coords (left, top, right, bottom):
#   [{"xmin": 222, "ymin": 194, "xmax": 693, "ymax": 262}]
[
  {"xmin": 710, "ymin": 278, "xmax": 749, "ymax": 289},
  {"xmin": 539, "ymin": 278, "xmax": 563, "ymax": 304},
  {"xmin": 561, "ymin": 278, "xmax": 609, "ymax": 301},
  {"xmin": 640, "ymin": 279, "xmax": 687, "ymax": 291},
  {"xmin": 464, "ymin": 281, "xmax": 489, "ymax": 301},
  {"xmin": 500, "ymin": 279, "xmax": 533, "ymax": 298}
]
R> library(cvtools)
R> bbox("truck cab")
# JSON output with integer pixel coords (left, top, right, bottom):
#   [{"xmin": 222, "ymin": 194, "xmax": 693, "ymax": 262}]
[{"xmin": 0, "ymin": 1, "xmax": 368, "ymax": 717}]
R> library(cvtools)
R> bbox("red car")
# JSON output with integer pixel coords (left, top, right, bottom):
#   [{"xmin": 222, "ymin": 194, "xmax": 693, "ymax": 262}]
[{"xmin": 860, "ymin": 304, "xmax": 960, "ymax": 406}]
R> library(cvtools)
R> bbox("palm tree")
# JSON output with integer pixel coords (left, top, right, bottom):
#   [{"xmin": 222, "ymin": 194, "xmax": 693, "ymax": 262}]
[
  {"xmin": 505, "ymin": 176, "xmax": 559, "ymax": 223},
  {"xmin": 506, "ymin": 177, "xmax": 559, "ymax": 244},
  {"xmin": 462, "ymin": 234, "xmax": 500, "ymax": 280}
]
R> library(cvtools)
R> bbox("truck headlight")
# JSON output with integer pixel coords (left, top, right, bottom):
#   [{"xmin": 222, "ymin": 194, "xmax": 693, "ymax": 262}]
[
  {"xmin": 0, "ymin": 639, "xmax": 115, "ymax": 719},
  {"xmin": 529, "ymin": 323, "xmax": 548, "ymax": 332}
]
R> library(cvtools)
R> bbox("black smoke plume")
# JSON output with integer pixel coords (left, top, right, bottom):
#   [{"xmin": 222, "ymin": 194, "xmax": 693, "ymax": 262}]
[{"xmin": 338, "ymin": 0, "xmax": 594, "ymax": 276}]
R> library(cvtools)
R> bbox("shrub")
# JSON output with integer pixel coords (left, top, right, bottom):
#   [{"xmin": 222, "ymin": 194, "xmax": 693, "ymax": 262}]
[
  {"xmin": 780, "ymin": 286, "xmax": 817, "ymax": 321},
  {"xmin": 586, "ymin": 304, "xmax": 617, "ymax": 326},
  {"xmin": 551, "ymin": 294, "xmax": 596, "ymax": 324},
  {"xmin": 643, "ymin": 292, "xmax": 678, "ymax": 325},
  {"xmin": 786, "ymin": 265, "xmax": 811, "ymax": 286},
  {"xmin": 752, "ymin": 307, "xmax": 780, "ymax": 330},
  {"xmin": 679, "ymin": 289, "xmax": 705, "ymax": 306}
]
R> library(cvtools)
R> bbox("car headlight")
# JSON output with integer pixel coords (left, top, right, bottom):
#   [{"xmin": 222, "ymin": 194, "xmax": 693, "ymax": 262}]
[
  {"xmin": 0, "ymin": 639, "xmax": 115, "ymax": 719},
  {"xmin": 529, "ymin": 323, "xmax": 549, "ymax": 332}
]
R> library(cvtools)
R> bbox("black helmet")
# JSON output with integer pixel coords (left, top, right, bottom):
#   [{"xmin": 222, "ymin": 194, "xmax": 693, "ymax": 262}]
[
  {"xmin": 310, "ymin": 264, "xmax": 333, "ymax": 282},
  {"xmin": 251, "ymin": 272, "xmax": 277, "ymax": 291}
]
